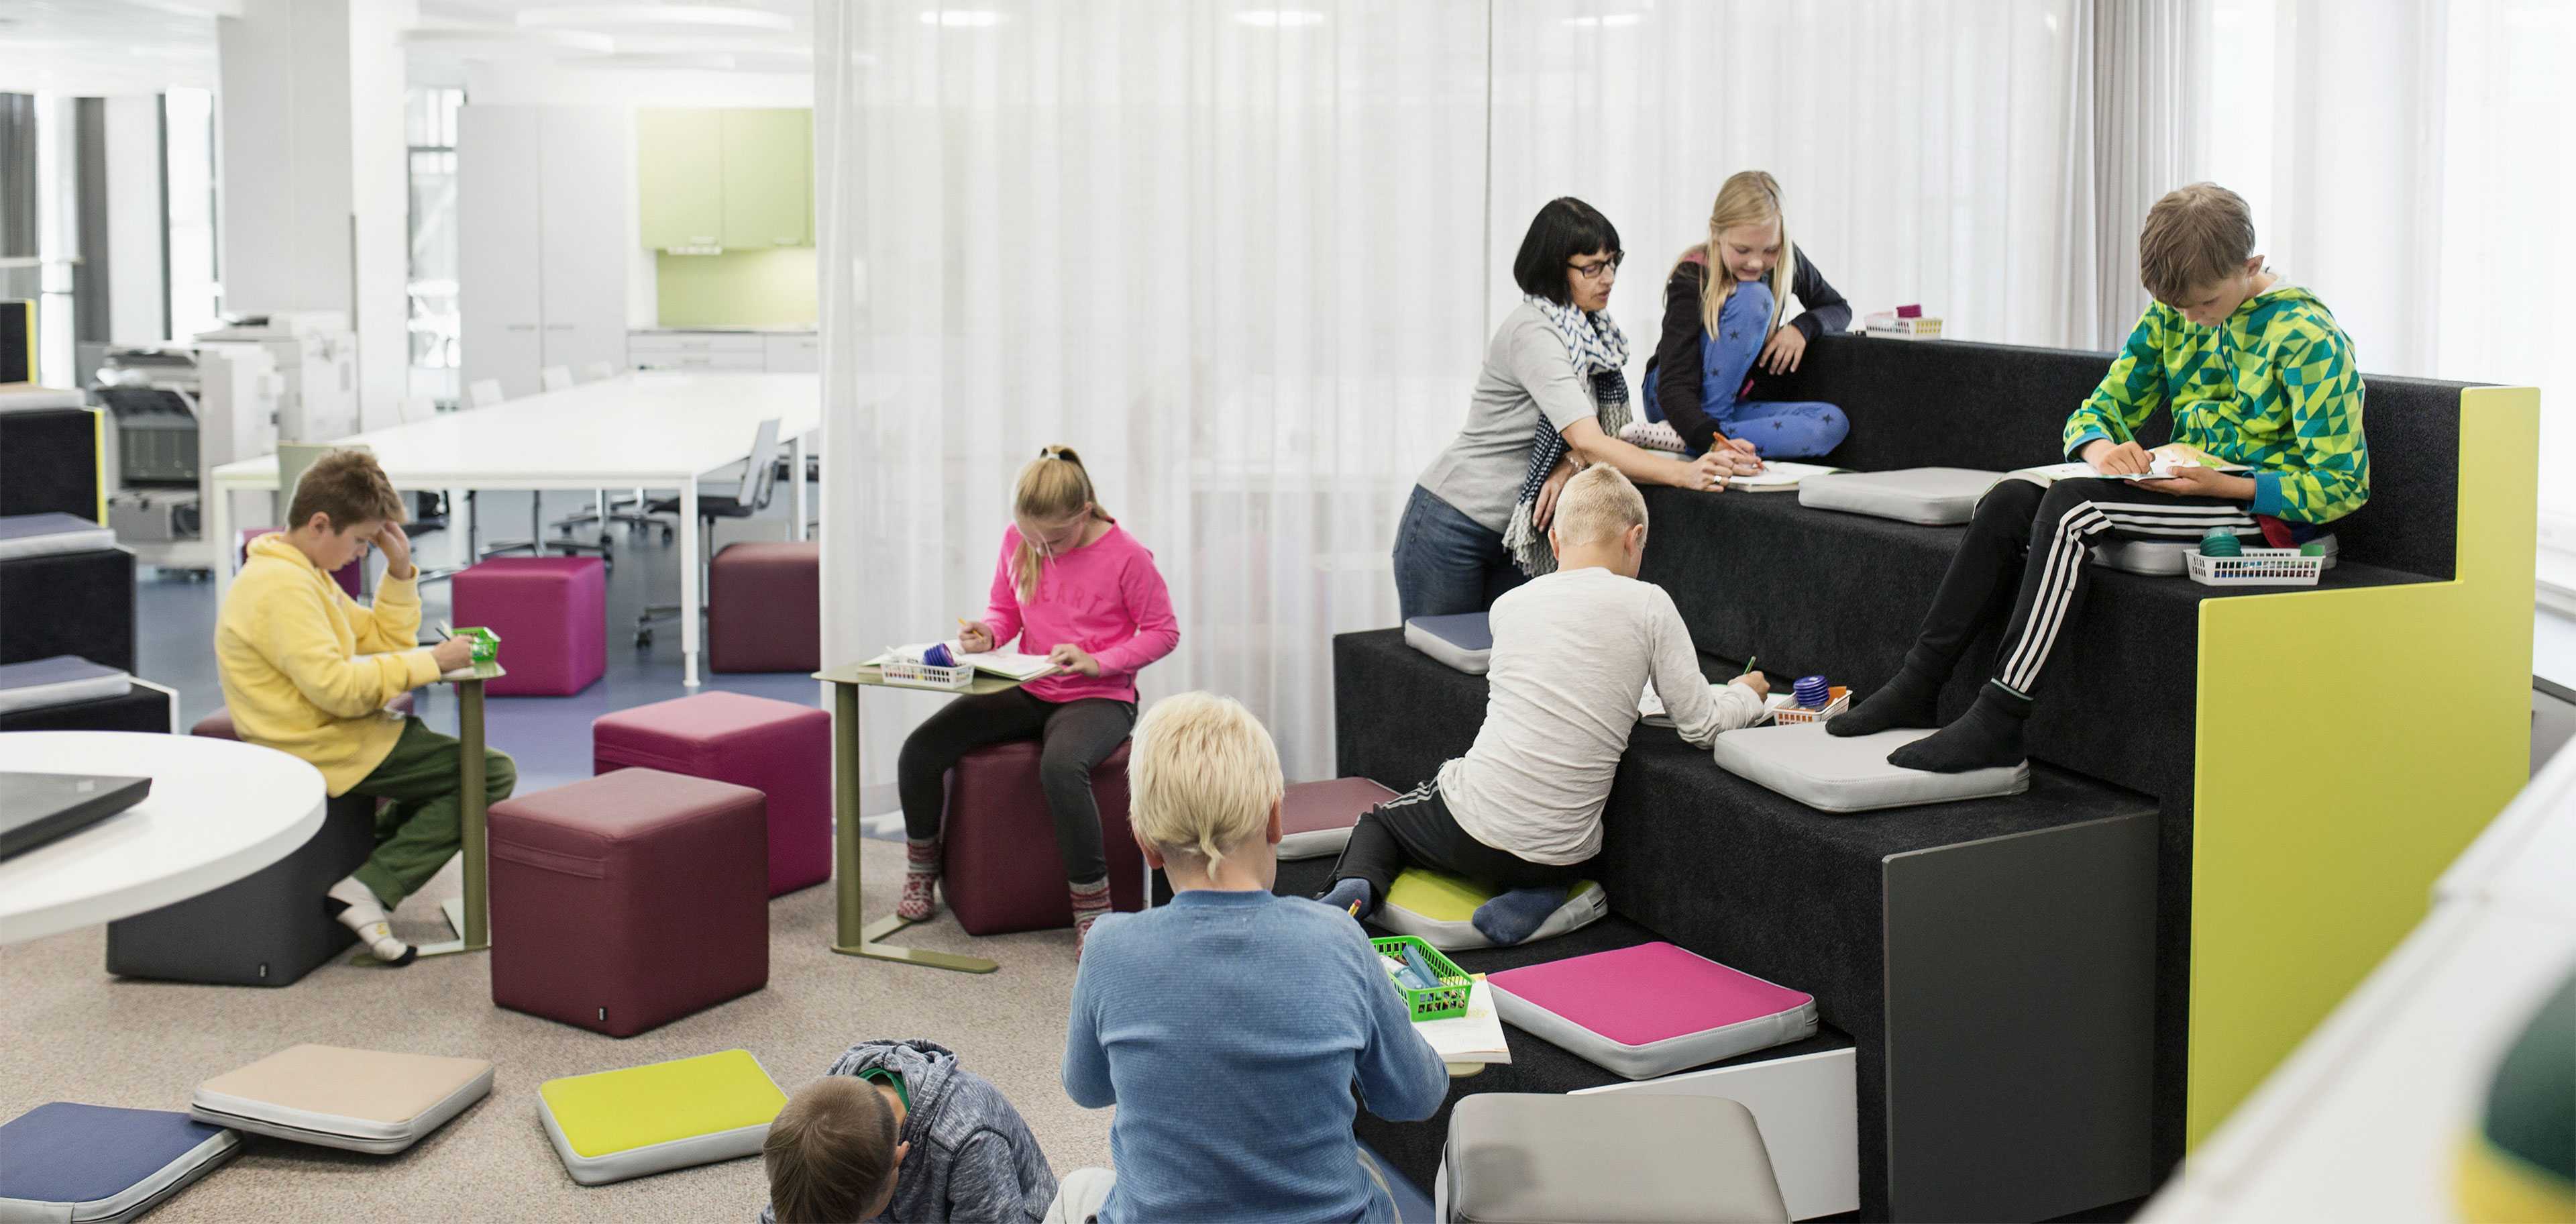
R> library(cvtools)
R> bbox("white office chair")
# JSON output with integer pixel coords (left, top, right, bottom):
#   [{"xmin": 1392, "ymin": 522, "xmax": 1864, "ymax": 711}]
[
  {"xmin": 635, "ymin": 417, "xmax": 782, "ymax": 647},
  {"xmin": 467, "ymin": 379, "xmax": 504, "ymax": 409},
  {"xmin": 581, "ymin": 361, "xmax": 617, "ymax": 382},
  {"xmin": 540, "ymin": 366, "xmax": 574, "ymax": 393}
]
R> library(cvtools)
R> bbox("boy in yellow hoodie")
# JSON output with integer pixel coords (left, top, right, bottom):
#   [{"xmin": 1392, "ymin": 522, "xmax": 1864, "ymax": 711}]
[{"xmin": 215, "ymin": 448, "xmax": 515, "ymax": 965}]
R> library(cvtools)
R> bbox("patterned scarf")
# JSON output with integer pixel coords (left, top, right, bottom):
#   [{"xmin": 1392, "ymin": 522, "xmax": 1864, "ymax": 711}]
[{"xmin": 1503, "ymin": 295, "xmax": 1631, "ymax": 576}]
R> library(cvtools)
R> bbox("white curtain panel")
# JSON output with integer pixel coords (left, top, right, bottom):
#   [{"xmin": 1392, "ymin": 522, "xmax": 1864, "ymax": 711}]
[
  {"xmin": 1490, "ymin": 0, "xmax": 2102, "ymax": 352},
  {"xmin": 816, "ymin": 1, "xmax": 1491, "ymax": 786},
  {"xmin": 2080, "ymin": 0, "xmax": 2207, "ymax": 348},
  {"xmin": 2202, "ymin": 0, "xmax": 2573, "ymax": 516}
]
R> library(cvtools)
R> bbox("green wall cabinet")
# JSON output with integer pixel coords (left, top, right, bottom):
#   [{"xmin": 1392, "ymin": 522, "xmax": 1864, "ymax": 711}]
[
  {"xmin": 637, "ymin": 107, "xmax": 812, "ymax": 252},
  {"xmin": 637, "ymin": 109, "xmax": 725, "ymax": 249},
  {"xmin": 720, "ymin": 109, "xmax": 811, "ymax": 250}
]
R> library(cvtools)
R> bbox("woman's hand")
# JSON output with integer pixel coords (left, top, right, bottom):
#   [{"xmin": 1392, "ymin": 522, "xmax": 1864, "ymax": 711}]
[
  {"xmin": 1675, "ymin": 452, "xmax": 1732, "ymax": 493},
  {"xmin": 1759, "ymin": 325, "xmax": 1808, "ymax": 374},
  {"xmin": 1047, "ymin": 644, "xmax": 1101, "ymax": 677},
  {"xmin": 1713, "ymin": 435, "xmax": 1764, "ymax": 474},
  {"xmin": 1534, "ymin": 457, "xmax": 1578, "ymax": 529},
  {"xmin": 374, "ymin": 521, "xmax": 416, "ymax": 580},
  {"xmin": 958, "ymin": 620, "xmax": 994, "ymax": 654}
]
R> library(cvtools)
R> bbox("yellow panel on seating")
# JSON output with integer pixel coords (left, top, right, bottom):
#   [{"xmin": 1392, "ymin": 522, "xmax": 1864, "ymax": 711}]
[{"xmin": 2188, "ymin": 385, "xmax": 2538, "ymax": 1146}]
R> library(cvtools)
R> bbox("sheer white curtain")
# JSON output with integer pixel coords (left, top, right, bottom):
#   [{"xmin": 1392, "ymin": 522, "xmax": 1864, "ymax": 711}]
[
  {"xmin": 2204, "ymin": 0, "xmax": 2572, "ymax": 521},
  {"xmin": 1489, "ymin": 0, "xmax": 2101, "ymax": 352},
  {"xmin": 815, "ymin": 2, "xmax": 1491, "ymax": 786}
]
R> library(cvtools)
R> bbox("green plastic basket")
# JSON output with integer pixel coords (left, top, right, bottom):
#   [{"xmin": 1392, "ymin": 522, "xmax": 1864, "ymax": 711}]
[
  {"xmin": 451, "ymin": 626, "xmax": 501, "ymax": 663},
  {"xmin": 1372, "ymin": 935, "xmax": 1470, "ymax": 1022}
]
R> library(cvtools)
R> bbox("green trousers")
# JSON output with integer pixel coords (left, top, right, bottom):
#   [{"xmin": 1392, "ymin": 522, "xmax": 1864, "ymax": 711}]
[{"xmin": 345, "ymin": 716, "xmax": 517, "ymax": 909}]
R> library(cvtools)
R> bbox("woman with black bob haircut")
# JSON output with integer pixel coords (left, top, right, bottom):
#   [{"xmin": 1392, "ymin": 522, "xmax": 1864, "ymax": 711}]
[{"xmin": 1394, "ymin": 197, "xmax": 1740, "ymax": 620}]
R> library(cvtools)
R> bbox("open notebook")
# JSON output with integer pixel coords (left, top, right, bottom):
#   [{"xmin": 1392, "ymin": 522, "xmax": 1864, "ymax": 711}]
[
  {"xmin": 1725, "ymin": 460, "xmax": 1843, "ymax": 493},
  {"xmin": 2012, "ymin": 443, "xmax": 2247, "ymax": 486},
  {"xmin": 1411, "ymin": 977, "xmax": 1511, "ymax": 1065},
  {"xmin": 867, "ymin": 642, "xmax": 1058, "ymax": 681}
]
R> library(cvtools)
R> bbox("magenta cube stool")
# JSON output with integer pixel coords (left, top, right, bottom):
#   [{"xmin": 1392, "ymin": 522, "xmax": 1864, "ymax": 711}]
[
  {"xmin": 941, "ymin": 740, "xmax": 1146, "ymax": 936},
  {"xmin": 708, "ymin": 542, "xmax": 818, "ymax": 674},
  {"xmin": 592, "ymin": 691, "xmax": 830, "ymax": 897},
  {"xmin": 451, "ymin": 556, "xmax": 606, "ymax": 697},
  {"xmin": 488, "ymin": 768, "xmax": 768, "ymax": 1037}
]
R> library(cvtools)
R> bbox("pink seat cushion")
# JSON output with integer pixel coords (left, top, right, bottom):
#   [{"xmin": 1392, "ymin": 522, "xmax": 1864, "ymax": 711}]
[
  {"xmin": 941, "ymin": 739, "xmax": 1144, "ymax": 936},
  {"xmin": 708, "ymin": 542, "xmax": 818, "ymax": 674},
  {"xmin": 1277, "ymin": 777, "xmax": 1397, "ymax": 860},
  {"xmin": 488, "ymin": 768, "xmax": 769, "ymax": 1037},
  {"xmin": 1491, "ymin": 942, "xmax": 1813, "ymax": 1046},
  {"xmin": 451, "ymin": 556, "xmax": 606, "ymax": 697},
  {"xmin": 193, "ymin": 691, "xmax": 415, "ymax": 741},
  {"xmin": 592, "ymin": 691, "xmax": 831, "ymax": 896}
]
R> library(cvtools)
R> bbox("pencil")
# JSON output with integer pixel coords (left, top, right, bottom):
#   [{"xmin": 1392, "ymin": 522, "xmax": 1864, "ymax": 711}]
[{"xmin": 1739, "ymin": 654, "xmax": 1758, "ymax": 678}]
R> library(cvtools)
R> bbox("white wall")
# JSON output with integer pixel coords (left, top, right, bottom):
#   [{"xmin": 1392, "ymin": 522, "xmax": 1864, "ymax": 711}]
[
  {"xmin": 462, "ymin": 61, "xmax": 812, "ymax": 108},
  {"xmin": 347, "ymin": 0, "xmax": 415, "ymax": 429},
  {"xmin": 102, "ymin": 95, "xmax": 167, "ymax": 344}
]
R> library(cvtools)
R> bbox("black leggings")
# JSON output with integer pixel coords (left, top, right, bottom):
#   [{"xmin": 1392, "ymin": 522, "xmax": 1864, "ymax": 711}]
[
  {"xmin": 897, "ymin": 688, "xmax": 1136, "ymax": 884},
  {"xmin": 1907, "ymin": 476, "xmax": 2255, "ymax": 695},
  {"xmin": 1328, "ymin": 782, "xmax": 1588, "ymax": 904}
]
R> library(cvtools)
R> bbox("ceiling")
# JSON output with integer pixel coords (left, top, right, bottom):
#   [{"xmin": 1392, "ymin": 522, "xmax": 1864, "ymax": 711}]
[{"xmin": 0, "ymin": 0, "xmax": 811, "ymax": 97}]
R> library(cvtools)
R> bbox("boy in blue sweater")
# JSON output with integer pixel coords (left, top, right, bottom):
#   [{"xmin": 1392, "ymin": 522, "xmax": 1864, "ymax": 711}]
[{"xmin": 1053, "ymin": 693, "xmax": 1449, "ymax": 1224}]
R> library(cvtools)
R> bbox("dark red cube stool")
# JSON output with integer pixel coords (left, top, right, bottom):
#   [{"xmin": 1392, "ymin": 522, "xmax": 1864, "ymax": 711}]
[
  {"xmin": 488, "ymin": 768, "xmax": 768, "ymax": 1037},
  {"xmin": 592, "ymin": 691, "xmax": 830, "ymax": 897},
  {"xmin": 941, "ymin": 739, "xmax": 1146, "ymax": 935},
  {"xmin": 450, "ymin": 556, "xmax": 606, "ymax": 697},
  {"xmin": 708, "ymin": 541, "xmax": 819, "ymax": 674}
]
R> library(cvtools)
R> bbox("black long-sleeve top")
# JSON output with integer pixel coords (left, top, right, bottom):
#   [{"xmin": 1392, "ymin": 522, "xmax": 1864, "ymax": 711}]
[{"xmin": 1655, "ymin": 251, "xmax": 1852, "ymax": 453}]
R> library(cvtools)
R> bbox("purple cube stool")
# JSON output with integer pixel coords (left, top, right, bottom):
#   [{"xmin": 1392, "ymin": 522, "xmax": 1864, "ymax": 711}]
[
  {"xmin": 941, "ymin": 739, "xmax": 1146, "ymax": 936},
  {"xmin": 593, "ymin": 691, "xmax": 830, "ymax": 897},
  {"xmin": 451, "ymin": 556, "xmax": 606, "ymax": 697},
  {"xmin": 488, "ymin": 768, "xmax": 768, "ymax": 1037},
  {"xmin": 708, "ymin": 542, "xmax": 818, "ymax": 674}
]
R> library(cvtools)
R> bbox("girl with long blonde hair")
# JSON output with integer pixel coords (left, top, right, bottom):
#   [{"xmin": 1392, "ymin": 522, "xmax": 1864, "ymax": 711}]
[
  {"xmin": 1642, "ymin": 170, "xmax": 1853, "ymax": 459},
  {"xmin": 893, "ymin": 445, "xmax": 1179, "ymax": 957}
]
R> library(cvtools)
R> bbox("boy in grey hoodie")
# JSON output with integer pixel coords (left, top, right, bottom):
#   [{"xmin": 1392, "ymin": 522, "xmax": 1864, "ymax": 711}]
[{"xmin": 762, "ymin": 1039, "xmax": 1057, "ymax": 1223}]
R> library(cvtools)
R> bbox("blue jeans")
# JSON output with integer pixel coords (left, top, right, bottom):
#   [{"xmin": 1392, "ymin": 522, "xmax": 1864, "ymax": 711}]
[
  {"xmin": 1391, "ymin": 484, "xmax": 1524, "ymax": 623},
  {"xmin": 1645, "ymin": 280, "xmax": 1849, "ymax": 459}
]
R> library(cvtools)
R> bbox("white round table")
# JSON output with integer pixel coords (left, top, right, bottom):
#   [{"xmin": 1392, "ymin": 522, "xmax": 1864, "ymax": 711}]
[{"xmin": 0, "ymin": 731, "xmax": 327, "ymax": 945}]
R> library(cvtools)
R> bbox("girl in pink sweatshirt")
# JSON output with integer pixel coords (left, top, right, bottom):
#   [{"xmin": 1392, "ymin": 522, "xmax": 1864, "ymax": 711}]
[{"xmin": 896, "ymin": 446, "xmax": 1180, "ymax": 955}]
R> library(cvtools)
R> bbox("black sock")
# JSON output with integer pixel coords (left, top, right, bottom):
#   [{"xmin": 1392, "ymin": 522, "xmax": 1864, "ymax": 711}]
[
  {"xmin": 1829, "ymin": 666, "xmax": 1943, "ymax": 737},
  {"xmin": 1888, "ymin": 682, "xmax": 2032, "ymax": 773}
]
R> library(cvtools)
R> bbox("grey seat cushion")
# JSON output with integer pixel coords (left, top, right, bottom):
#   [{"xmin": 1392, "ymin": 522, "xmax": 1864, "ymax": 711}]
[
  {"xmin": 1442, "ymin": 1093, "xmax": 1788, "ymax": 1223},
  {"xmin": 1796, "ymin": 467, "xmax": 2004, "ymax": 525},
  {"xmin": 1404, "ymin": 613, "xmax": 1492, "ymax": 675},
  {"xmin": 0, "ymin": 513, "xmax": 115, "ymax": 562},
  {"xmin": 0, "ymin": 656, "xmax": 129, "ymax": 715},
  {"xmin": 1710, "ymin": 723, "xmax": 2029, "ymax": 813}
]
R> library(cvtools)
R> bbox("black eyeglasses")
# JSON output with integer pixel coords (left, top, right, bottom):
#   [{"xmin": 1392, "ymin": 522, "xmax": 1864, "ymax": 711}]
[{"xmin": 1568, "ymin": 252, "xmax": 1625, "ymax": 280}]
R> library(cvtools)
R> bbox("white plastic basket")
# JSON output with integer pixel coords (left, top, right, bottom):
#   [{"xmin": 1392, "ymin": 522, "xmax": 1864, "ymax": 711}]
[
  {"xmin": 2186, "ymin": 548, "xmax": 2325, "ymax": 587},
  {"xmin": 1772, "ymin": 687, "xmax": 1851, "ymax": 727},
  {"xmin": 877, "ymin": 658, "xmax": 973, "ymax": 691}
]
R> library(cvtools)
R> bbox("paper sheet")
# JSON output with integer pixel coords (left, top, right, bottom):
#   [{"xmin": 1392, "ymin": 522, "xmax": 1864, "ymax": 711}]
[
  {"xmin": 1724, "ymin": 460, "xmax": 1842, "ymax": 492},
  {"xmin": 1410, "ymin": 978, "xmax": 1511, "ymax": 1064}
]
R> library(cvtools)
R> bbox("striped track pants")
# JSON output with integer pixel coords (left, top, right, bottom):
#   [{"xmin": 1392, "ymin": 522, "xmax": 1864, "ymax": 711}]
[{"xmin": 1904, "ymin": 476, "xmax": 2255, "ymax": 697}]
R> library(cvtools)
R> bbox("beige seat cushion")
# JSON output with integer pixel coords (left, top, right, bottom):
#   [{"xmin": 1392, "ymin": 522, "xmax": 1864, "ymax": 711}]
[{"xmin": 191, "ymin": 1044, "xmax": 494, "ymax": 1154}]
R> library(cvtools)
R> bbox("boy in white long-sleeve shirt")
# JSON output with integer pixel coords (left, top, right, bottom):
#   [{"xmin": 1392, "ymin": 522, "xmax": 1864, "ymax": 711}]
[{"xmin": 1322, "ymin": 464, "xmax": 1768, "ymax": 944}]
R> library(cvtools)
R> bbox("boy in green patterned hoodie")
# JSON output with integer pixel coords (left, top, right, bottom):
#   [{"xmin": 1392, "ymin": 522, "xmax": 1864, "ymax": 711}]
[{"xmin": 1833, "ymin": 182, "xmax": 2367, "ymax": 771}]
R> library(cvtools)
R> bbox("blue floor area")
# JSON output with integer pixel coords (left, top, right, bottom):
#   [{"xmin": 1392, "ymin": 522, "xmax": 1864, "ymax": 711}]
[{"xmin": 135, "ymin": 486, "xmax": 822, "ymax": 795}]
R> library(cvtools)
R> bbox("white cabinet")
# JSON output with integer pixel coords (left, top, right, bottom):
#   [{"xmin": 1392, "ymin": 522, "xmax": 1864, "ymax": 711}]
[
  {"xmin": 627, "ymin": 329, "xmax": 815, "ymax": 372},
  {"xmin": 460, "ymin": 105, "xmax": 631, "ymax": 401}
]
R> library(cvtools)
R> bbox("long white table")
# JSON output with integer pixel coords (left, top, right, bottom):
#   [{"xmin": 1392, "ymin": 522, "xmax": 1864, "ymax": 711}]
[{"xmin": 211, "ymin": 372, "xmax": 820, "ymax": 687}]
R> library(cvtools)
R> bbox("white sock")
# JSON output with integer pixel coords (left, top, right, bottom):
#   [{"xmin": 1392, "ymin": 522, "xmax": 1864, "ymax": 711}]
[{"xmin": 327, "ymin": 876, "xmax": 413, "ymax": 964}]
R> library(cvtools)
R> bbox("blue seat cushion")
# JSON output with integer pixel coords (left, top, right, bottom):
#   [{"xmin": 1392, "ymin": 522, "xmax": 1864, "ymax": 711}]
[
  {"xmin": 0, "ymin": 1102, "xmax": 240, "ymax": 1223},
  {"xmin": 0, "ymin": 513, "xmax": 115, "ymax": 562},
  {"xmin": 1403, "ymin": 613, "xmax": 1493, "ymax": 675}
]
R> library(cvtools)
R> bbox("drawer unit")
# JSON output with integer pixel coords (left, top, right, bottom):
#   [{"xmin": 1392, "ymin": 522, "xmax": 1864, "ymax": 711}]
[
  {"xmin": 628, "ymin": 330, "xmax": 817, "ymax": 372},
  {"xmin": 763, "ymin": 334, "xmax": 820, "ymax": 372}
]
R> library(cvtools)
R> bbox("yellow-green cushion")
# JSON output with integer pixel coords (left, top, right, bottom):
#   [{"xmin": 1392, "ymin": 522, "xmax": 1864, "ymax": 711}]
[
  {"xmin": 1375, "ymin": 868, "xmax": 1606, "ymax": 950},
  {"xmin": 537, "ymin": 1050, "xmax": 786, "ymax": 1186}
]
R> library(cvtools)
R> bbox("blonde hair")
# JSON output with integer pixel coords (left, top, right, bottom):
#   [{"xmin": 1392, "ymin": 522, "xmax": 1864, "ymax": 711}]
[
  {"xmin": 1679, "ymin": 170, "xmax": 1794, "ymax": 342},
  {"xmin": 1551, "ymin": 464, "xmax": 1648, "ymax": 548},
  {"xmin": 763, "ymin": 1078, "xmax": 898, "ymax": 1224},
  {"xmin": 2138, "ymin": 183, "xmax": 2257, "ymax": 305},
  {"xmin": 1128, "ymin": 692, "xmax": 1284, "ymax": 874},
  {"xmin": 1011, "ymin": 445, "xmax": 1115, "ymax": 602}
]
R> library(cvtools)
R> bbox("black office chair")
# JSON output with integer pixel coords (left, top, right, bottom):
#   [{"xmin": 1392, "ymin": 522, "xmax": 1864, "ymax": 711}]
[{"xmin": 634, "ymin": 416, "xmax": 783, "ymax": 647}]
